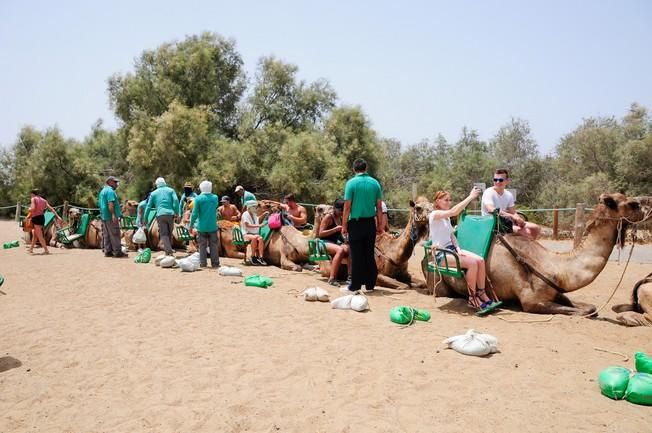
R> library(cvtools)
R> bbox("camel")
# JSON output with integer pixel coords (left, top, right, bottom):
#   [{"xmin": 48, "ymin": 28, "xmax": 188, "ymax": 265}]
[
  {"xmin": 58, "ymin": 207, "xmax": 102, "ymax": 249},
  {"xmin": 611, "ymin": 272, "xmax": 652, "ymax": 326},
  {"xmin": 424, "ymin": 193, "xmax": 645, "ymax": 315},
  {"xmin": 373, "ymin": 197, "xmax": 432, "ymax": 289}
]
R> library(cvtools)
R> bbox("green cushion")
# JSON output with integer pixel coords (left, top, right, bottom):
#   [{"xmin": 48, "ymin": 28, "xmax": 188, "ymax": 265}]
[
  {"xmin": 455, "ymin": 213, "xmax": 496, "ymax": 259},
  {"xmin": 43, "ymin": 211, "xmax": 56, "ymax": 229}
]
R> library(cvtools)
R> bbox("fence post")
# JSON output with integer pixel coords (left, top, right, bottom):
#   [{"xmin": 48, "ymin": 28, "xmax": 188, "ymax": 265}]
[
  {"xmin": 552, "ymin": 208, "xmax": 559, "ymax": 240},
  {"xmin": 573, "ymin": 203, "xmax": 585, "ymax": 248},
  {"xmin": 15, "ymin": 202, "xmax": 21, "ymax": 222},
  {"xmin": 63, "ymin": 201, "xmax": 69, "ymax": 221}
]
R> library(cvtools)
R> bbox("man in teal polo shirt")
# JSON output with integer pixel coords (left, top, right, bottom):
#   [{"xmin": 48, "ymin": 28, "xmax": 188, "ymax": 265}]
[
  {"xmin": 98, "ymin": 176, "xmax": 127, "ymax": 258},
  {"xmin": 189, "ymin": 180, "xmax": 220, "ymax": 268},
  {"xmin": 146, "ymin": 177, "xmax": 180, "ymax": 255},
  {"xmin": 342, "ymin": 158, "xmax": 383, "ymax": 293},
  {"xmin": 234, "ymin": 185, "xmax": 256, "ymax": 211}
]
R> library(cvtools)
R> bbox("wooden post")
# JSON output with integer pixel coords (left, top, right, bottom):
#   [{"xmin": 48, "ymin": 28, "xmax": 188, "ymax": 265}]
[
  {"xmin": 552, "ymin": 208, "xmax": 559, "ymax": 240},
  {"xmin": 573, "ymin": 203, "xmax": 585, "ymax": 248},
  {"xmin": 63, "ymin": 201, "xmax": 69, "ymax": 222},
  {"xmin": 15, "ymin": 202, "xmax": 21, "ymax": 222}
]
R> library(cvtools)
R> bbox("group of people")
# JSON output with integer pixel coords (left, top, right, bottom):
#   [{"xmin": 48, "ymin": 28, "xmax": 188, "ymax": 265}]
[{"xmin": 29, "ymin": 160, "xmax": 536, "ymax": 311}]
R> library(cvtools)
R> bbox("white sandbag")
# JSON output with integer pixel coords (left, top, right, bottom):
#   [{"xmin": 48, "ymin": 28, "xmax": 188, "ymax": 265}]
[
  {"xmin": 160, "ymin": 256, "xmax": 176, "ymax": 268},
  {"xmin": 218, "ymin": 266, "xmax": 243, "ymax": 277},
  {"xmin": 178, "ymin": 258, "xmax": 196, "ymax": 272},
  {"xmin": 331, "ymin": 294, "xmax": 354, "ymax": 309},
  {"xmin": 350, "ymin": 294, "xmax": 369, "ymax": 311},
  {"xmin": 442, "ymin": 329, "xmax": 499, "ymax": 357},
  {"xmin": 302, "ymin": 287, "xmax": 330, "ymax": 302},
  {"xmin": 132, "ymin": 227, "xmax": 147, "ymax": 244},
  {"xmin": 187, "ymin": 252, "xmax": 201, "ymax": 267},
  {"xmin": 154, "ymin": 254, "xmax": 166, "ymax": 266}
]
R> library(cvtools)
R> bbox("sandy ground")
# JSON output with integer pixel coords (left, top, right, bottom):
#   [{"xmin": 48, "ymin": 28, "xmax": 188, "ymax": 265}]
[{"xmin": 0, "ymin": 220, "xmax": 650, "ymax": 433}]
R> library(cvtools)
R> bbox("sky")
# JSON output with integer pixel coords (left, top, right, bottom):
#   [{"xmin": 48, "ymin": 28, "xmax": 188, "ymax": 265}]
[{"xmin": 1, "ymin": 0, "xmax": 651, "ymax": 154}]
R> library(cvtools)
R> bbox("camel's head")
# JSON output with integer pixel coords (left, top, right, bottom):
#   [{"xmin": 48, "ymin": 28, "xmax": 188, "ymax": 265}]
[
  {"xmin": 122, "ymin": 200, "xmax": 139, "ymax": 217},
  {"xmin": 68, "ymin": 207, "xmax": 81, "ymax": 225},
  {"xmin": 409, "ymin": 196, "xmax": 432, "ymax": 226},
  {"xmin": 256, "ymin": 200, "xmax": 282, "ymax": 218},
  {"xmin": 594, "ymin": 193, "xmax": 645, "ymax": 247},
  {"xmin": 311, "ymin": 203, "xmax": 334, "ymax": 238}
]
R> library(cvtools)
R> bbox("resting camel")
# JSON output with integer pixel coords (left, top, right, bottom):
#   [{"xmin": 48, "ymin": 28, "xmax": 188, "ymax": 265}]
[
  {"xmin": 612, "ymin": 272, "xmax": 652, "ymax": 326},
  {"xmin": 424, "ymin": 193, "xmax": 645, "ymax": 315},
  {"xmin": 58, "ymin": 207, "xmax": 102, "ymax": 248},
  {"xmin": 373, "ymin": 197, "xmax": 432, "ymax": 289}
]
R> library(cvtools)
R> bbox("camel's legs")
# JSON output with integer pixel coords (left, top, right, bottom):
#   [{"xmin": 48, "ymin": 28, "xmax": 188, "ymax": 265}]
[
  {"xmin": 615, "ymin": 311, "xmax": 652, "ymax": 327},
  {"xmin": 521, "ymin": 299, "xmax": 596, "ymax": 315},
  {"xmin": 280, "ymin": 255, "xmax": 302, "ymax": 272},
  {"xmin": 376, "ymin": 274, "xmax": 410, "ymax": 290}
]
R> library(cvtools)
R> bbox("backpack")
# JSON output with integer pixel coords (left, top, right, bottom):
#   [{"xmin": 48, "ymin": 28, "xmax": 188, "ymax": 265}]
[{"xmin": 268, "ymin": 212, "xmax": 282, "ymax": 230}]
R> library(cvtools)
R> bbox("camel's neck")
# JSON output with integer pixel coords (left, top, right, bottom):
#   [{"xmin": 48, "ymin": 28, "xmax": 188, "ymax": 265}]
[
  {"xmin": 556, "ymin": 218, "xmax": 620, "ymax": 291},
  {"xmin": 393, "ymin": 216, "xmax": 427, "ymax": 264}
]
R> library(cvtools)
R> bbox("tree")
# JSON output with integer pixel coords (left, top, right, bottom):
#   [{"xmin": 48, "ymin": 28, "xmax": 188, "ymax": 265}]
[
  {"xmin": 241, "ymin": 56, "xmax": 336, "ymax": 135},
  {"xmin": 108, "ymin": 32, "xmax": 246, "ymax": 137}
]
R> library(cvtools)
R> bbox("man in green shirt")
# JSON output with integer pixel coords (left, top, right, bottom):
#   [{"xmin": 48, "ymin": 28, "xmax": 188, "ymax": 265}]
[
  {"xmin": 146, "ymin": 177, "xmax": 180, "ymax": 255},
  {"xmin": 234, "ymin": 185, "xmax": 256, "ymax": 211},
  {"xmin": 342, "ymin": 159, "xmax": 383, "ymax": 293},
  {"xmin": 189, "ymin": 180, "xmax": 220, "ymax": 268},
  {"xmin": 98, "ymin": 176, "xmax": 127, "ymax": 258}
]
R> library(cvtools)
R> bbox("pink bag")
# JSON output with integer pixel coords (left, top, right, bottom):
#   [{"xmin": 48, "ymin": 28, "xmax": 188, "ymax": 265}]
[{"xmin": 268, "ymin": 212, "xmax": 282, "ymax": 230}]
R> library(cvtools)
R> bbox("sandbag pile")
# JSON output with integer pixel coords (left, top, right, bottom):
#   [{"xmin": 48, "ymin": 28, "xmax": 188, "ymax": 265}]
[
  {"xmin": 331, "ymin": 294, "xmax": 369, "ymax": 312},
  {"xmin": 302, "ymin": 287, "xmax": 329, "ymax": 302},
  {"xmin": 177, "ymin": 253, "xmax": 201, "ymax": 272},
  {"xmin": 598, "ymin": 351, "xmax": 652, "ymax": 406},
  {"xmin": 442, "ymin": 329, "xmax": 499, "ymax": 357}
]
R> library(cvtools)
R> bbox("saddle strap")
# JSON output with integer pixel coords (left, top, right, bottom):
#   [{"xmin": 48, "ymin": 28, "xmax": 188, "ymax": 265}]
[{"xmin": 496, "ymin": 233, "xmax": 566, "ymax": 294}]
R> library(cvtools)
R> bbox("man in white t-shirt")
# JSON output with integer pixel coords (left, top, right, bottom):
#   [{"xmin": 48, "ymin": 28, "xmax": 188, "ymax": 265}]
[{"xmin": 482, "ymin": 168, "xmax": 540, "ymax": 240}]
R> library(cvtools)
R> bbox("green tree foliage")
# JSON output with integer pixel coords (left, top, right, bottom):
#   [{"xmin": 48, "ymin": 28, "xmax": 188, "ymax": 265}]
[
  {"xmin": 108, "ymin": 32, "xmax": 246, "ymax": 138},
  {"xmin": 241, "ymin": 56, "xmax": 337, "ymax": 135}
]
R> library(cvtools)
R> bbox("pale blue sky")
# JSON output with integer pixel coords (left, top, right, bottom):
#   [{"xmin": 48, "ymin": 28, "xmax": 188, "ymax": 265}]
[{"xmin": 1, "ymin": 0, "xmax": 650, "ymax": 153}]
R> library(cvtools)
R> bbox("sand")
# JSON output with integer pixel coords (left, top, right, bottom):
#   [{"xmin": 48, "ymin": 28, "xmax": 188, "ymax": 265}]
[{"xmin": 0, "ymin": 220, "xmax": 650, "ymax": 432}]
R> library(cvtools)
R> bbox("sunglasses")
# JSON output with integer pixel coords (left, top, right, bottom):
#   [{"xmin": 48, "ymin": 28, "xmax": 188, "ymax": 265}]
[{"xmin": 493, "ymin": 178, "xmax": 506, "ymax": 183}]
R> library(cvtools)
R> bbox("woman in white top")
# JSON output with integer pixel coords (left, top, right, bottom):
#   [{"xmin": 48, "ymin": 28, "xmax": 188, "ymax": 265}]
[
  {"xmin": 429, "ymin": 187, "xmax": 492, "ymax": 309},
  {"xmin": 240, "ymin": 202, "xmax": 267, "ymax": 265}
]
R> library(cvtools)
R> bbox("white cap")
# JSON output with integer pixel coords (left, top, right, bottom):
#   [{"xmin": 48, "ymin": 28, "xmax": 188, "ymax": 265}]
[
  {"xmin": 235, "ymin": 185, "xmax": 244, "ymax": 193},
  {"xmin": 155, "ymin": 177, "xmax": 166, "ymax": 187},
  {"xmin": 244, "ymin": 200, "xmax": 258, "ymax": 209},
  {"xmin": 199, "ymin": 180, "xmax": 212, "ymax": 193}
]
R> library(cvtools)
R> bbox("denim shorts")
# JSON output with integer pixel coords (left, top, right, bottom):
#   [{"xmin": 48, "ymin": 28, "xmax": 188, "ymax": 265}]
[{"xmin": 435, "ymin": 244, "xmax": 457, "ymax": 264}]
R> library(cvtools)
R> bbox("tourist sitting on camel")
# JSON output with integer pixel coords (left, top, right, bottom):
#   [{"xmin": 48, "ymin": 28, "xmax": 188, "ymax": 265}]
[
  {"xmin": 218, "ymin": 196, "xmax": 241, "ymax": 222},
  {"xmin": 430, "ymin": 188, "xmax": 494, "ymax": 310},
  {"xmin": 241, "ymin": 201, "xmax": 267, "ymax": 266},
  {"xmin": 481, "ymin": 168, "xmax": 540, "ymax": 240},
  {"xmin": 319, "ymin": 198, "xmax": 351, "ymax": 287},
  {"xmin": 281, "ymin": 193, "xmax": 309, "ymax": 229}
]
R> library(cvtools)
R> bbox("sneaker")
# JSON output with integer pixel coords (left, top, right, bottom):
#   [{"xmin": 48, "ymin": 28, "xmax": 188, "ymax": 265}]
[
  {"xmin": 113, "ymin": 252, "xmax": 129, "ymax": 258},
  {"xmin": 365, "ymin": 287, "xmax": 375, "ymax": 293},
  {"xmin": 328, "ymin": 279, "xmax": 340, "ymax": 287},
  {"xmin": 250, "ymin": 256, "xmax": 261, "ymax": 265},
  {"xmin": 340, "ymin": 286, "xmax": 359, "ymax": 294},
  {"xmin": 104, "ymin": 252, "xmax": 113, "ymax": 258},
  {"xmin": 258, "ymin": 257, "xmax": 267, "ymax": 266},
  {"xmin": 346, "ymin": 275, "xmax": 352, "ymax": 283}
]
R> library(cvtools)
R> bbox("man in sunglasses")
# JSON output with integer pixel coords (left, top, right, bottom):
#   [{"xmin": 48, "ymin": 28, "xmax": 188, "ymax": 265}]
[{"xmin": 481, "ymin": 168, "xmax": 540, "ymax": 240}]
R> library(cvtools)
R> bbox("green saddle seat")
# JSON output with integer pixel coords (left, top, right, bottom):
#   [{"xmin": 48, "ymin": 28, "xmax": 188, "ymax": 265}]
[
  {"xmin": 308, "ymin": 239, "xmax": 330, "ymax": 262},
  {"xmin": 56, "ymin": 213, "xmax": 91, "ymax": 245}
]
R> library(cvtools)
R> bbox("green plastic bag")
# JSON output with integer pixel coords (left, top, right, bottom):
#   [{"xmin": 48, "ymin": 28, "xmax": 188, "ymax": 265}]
[
  {"xmin": 3, "ymin": 240, "xmax": 19, "ymax": 249},
  {"xmin": 598, "ymin": 366, "xmax": 631, "ymax": 400},
  {"xmin": 635, "ymin": 351, "xmax": 652, "ymax": 375},
  {"xmin": 244, "ymin": 274, "xmax": 273, "ymax": 288},
  {"xmin": 624, "ymin": 372, "xmax": 652, "ymax": 406},
  {"xmin": 134, "ymin": 248, "xmax": 151, "ymax": 264},
  {"xmin": 389, "ymin": 306, "xmax": 431, "ymax": 325}
]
